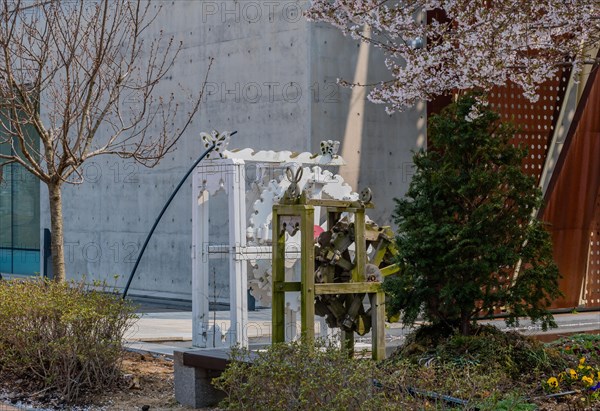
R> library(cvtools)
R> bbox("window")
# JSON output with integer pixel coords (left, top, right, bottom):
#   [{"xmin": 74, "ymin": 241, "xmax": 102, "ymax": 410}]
[{"xmin": 0, "ymin": 121, "xmax": 40, "ymax": 275}]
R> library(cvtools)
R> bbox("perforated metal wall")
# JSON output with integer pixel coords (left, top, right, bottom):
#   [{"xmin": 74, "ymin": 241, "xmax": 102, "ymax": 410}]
[
  {"xmin": 487, "ymin": 69, "xmax": 570, "ymax": 181},
  {"xmin": 540, "ymin": 65, "xmax": 600, "ymax": 310},
  {"xmin": 584, "ymin": 196, "xmax": 600, "ymax": 307}
]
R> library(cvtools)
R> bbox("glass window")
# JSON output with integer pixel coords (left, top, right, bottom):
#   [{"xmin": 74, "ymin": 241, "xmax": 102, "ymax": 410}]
[{"xmin": 0, "ymin": 115, "xmax": 40, "ymax": 275}]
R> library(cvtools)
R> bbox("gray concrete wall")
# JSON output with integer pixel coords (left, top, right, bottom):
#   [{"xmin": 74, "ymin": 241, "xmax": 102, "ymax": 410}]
[
  {"xmin": 41, "ymin": 1, "xmax": 424, "ymax": 302},
  {"xmin": 308, "ymin": 22, "xmax": 426, "ymax": 226}
]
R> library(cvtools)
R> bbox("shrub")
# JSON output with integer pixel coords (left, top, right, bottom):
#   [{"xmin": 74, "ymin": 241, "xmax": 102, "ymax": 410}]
[
  {"xmin": 400, "ymin": 325, "xmax": 564, "ymax": 378},
  {"xmin": 214, "ymin": 338, "xmax": 508, "ymax": 410},
  {"xmin": 0, "ymin": 278, "xmax": 136, "ymax": 403},
  {"xmin": 213, "ymin": 339, "xmax": 383, "ymax": 410},
  {"xmin": 385, "ymin": 93, "xmax": 562, "ymax": 336},
  {"xmin": 214, "ymin": 331, "xmax": 600, "ymax": 410}
]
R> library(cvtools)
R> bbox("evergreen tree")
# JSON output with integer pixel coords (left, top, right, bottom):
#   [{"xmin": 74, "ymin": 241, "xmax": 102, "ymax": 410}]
[{"xmin": 384, "ymin": 94, "xmax": 562, "ymax": 336}]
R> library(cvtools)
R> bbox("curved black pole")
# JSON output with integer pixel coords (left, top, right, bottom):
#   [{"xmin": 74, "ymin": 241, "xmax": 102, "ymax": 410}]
[{"xmin": 122, "ymin": 131, "xmax": 237, "ymax": 299}]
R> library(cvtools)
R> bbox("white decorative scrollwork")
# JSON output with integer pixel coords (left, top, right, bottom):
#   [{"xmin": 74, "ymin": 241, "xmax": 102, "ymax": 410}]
[
  {"xmin": 193, "ymin": 143, "xmax": 362, "ymax": 316},
  {"xmin": 248, "ymin": 165, "xmax": 360, "ymax": 308}
]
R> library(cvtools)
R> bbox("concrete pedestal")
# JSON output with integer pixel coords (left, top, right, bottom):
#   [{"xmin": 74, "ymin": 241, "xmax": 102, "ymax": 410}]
[{"xmin": 173, "ymin": 351, "xmax": 225, "ymax": 408}]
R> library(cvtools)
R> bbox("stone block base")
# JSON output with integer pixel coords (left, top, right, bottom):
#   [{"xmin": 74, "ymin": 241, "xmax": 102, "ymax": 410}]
[{"xmin": 173, "ymin": 351, "xmax": 225, "ymax": 408}]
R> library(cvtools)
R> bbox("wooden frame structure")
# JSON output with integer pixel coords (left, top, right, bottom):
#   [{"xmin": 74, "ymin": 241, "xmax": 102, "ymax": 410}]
[{"xmin": 271, "ymin": 197, "xmax": 386, "ymax": 360}]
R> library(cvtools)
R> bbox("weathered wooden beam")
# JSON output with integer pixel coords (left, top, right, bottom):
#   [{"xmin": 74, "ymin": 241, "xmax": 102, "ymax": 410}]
[{"xmin": 315, "ymin": 282, "xmax": 381, "ymax": 295}]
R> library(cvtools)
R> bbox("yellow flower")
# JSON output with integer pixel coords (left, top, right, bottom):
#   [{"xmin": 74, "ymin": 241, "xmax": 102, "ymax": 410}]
[
  {"xmin": 582, "ymin": 376, "xmax": 594, "ymax": 387},
  {"xmin": 580, "ymin": 357, "xmax": 586, "ymax": 365},
  {"xmin": 597, "ymin": 371, "xmax": 600, "ymax": 380},
  {"xmin": 558, "ymin": 371, "xmax": 566, "ymax": 381},
  {"xmin": 547, "ymin": 377, "xmax": 559, "ymax": 388},
  {"xmin": 568, "ymin": 368, "xmax": 578, "ymax": 379}
]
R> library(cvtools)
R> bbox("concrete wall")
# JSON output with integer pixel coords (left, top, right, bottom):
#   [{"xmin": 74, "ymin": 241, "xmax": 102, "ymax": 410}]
[
  {"xmin": 41, "ymin": 1, "xmax": 425, "ymax": 302},
  {"xmin": 309, "ymin": 22, "xmax": 426, "ymax": 226}
]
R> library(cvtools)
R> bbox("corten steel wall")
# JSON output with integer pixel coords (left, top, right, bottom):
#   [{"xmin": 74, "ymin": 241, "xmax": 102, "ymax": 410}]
[
  {"xmin": 487, "ymin": 70, "xmax": 570, "ymax": 181},
  {"xmin": 541, "ymin": 69, "xmax": 600, "ymax": 309},
  {"xmin": 485, "ymin": 71, "xmax": 576, "ymax": 309},
  {"xmin": 427, "ymin": 72, "xmax": 569, "ymax": 177},
  {"xmin": 587, "ymin": 195, "xmax": 600, "ymax": 308}
]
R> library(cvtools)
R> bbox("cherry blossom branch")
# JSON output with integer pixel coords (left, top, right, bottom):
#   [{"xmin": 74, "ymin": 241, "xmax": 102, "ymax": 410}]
[{"xmin": 307, "ymin": 0, "xmax": 600, "ymax": 112}]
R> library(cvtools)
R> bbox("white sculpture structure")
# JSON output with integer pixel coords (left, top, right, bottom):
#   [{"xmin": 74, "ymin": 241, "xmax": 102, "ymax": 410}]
[{"xmin": 192, "ymin": 133, "xmax": 359, "ymax": 348}]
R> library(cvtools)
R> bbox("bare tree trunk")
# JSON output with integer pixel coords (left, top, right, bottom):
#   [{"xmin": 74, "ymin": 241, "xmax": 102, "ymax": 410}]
[
  {"xmin": 460, "ymin": 311, "xmax": 471, "ymax": 336},
  {"xmin": 48, "ymin": 182, "xmax": 66, "ymax": 282}
]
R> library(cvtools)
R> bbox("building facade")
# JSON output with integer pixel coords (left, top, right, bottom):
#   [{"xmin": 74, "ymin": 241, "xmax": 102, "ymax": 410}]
[{"xmin": 33, "ymin": 1, "xmax": 424, "ymax": 302}]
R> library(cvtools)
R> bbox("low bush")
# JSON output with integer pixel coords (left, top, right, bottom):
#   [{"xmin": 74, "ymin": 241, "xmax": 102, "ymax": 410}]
[
  {"xmin": 213, "ymin": 339, "xmax": 383, "ymax": 410},
  {"xmin": 394, "ymin": 324, "xmax": 565, "ymax": 379},
  {"xmin": 215, "ymin": 329, "xmax": 600, "ymax": 410},
  {"xmin": 214, "ymin": 337, "xmax": 529, "ymax": 410},
  {"xmin": 0, "ymin": 278, "xmax": 136, "ymax": 403}
]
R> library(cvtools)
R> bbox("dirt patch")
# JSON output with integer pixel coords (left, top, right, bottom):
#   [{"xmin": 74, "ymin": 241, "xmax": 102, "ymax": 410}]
[
  {"xmin": 92, "ymin": 351, "xmax": 184, "ymax": 410},
  {"xmin": 1, "ymin": 351, "xmax": 210, "ymax": 410}
]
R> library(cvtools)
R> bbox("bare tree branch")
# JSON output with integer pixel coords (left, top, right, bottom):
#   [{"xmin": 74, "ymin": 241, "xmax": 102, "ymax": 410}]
[{"xmin": 307, "ymin": 0, "xmax": 600, "ymax": 112}]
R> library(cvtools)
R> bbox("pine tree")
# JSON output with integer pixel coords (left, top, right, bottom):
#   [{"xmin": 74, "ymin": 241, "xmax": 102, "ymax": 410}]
[{"xmin": 384, "ymin": 94, "xmax": 562, "ymax": 336}]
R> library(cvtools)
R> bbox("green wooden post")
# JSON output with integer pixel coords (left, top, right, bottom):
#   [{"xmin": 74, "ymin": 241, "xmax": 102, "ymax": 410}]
[
  {"xmin": 351, "ymin": 209, "xmax": 365, "ymax": 358},
  {"xmin": 370, "ymin": 291, "xmax": 386, "ymax": 361},
  {"xmin": 300, "ymin": 206, "xmax": 315, "ymax": 341},
  {"xmin": 353, "ymin": 209, "xmax": 366, "ymax": 282},
  {"xmin": 341, "ymin": 329, "xmax": 354, "ymax": 357},
  {"xmin": 272, "ymin": 207, "xmax": 286, "ymax": 343}
]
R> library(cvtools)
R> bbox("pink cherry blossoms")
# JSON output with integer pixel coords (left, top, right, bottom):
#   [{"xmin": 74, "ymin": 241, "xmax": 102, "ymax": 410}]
[{"xmin": 306, "ymin": 1, "xmax": 600, "ymax": 113}]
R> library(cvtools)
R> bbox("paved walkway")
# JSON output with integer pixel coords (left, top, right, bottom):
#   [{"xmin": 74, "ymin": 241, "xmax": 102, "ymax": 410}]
[{"xmin": 125, "ymin": 308, "xmax": 600, "ymax": 357}]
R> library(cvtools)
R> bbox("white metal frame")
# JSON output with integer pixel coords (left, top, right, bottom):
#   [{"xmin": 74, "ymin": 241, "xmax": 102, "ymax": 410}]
[{"xmin": 191, "ymin": 143, "xmax": 347, "ymax": 348}]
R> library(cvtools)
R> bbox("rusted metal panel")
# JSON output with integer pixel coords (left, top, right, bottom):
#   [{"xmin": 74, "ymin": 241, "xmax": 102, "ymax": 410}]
[
  {"xmin": 428, "ymin": 70, "xmax": 569, "ymax": 182},
  {"xmin": 422, "ymin": 6, "xmax": 599, "ymax": 308},
  {"xmin": 541, "ymin": 71, "xmax": 600, "ymax": 309},
  {"xmin": 582, "ymin": 184, "xmax": 600, "ymax": 308},
  {"xmin": 487, "ymin": 69, "xmax": 570, "ymax": 182}
]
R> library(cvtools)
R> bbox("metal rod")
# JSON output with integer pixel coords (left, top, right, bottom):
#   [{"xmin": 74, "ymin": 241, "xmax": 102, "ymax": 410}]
[
  {"xmin": 122, "ymin": 132, "xmax": 237, "ymax": 299},
  {"xmin": 405, "ymin": 386, "xmax": 470, "ymax": 407}
]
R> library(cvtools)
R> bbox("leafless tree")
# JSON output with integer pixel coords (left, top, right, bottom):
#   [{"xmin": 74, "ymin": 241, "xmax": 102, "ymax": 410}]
[{"xmin": 0, "ymin": 0, "xmax": 212, "ymax": 282}]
